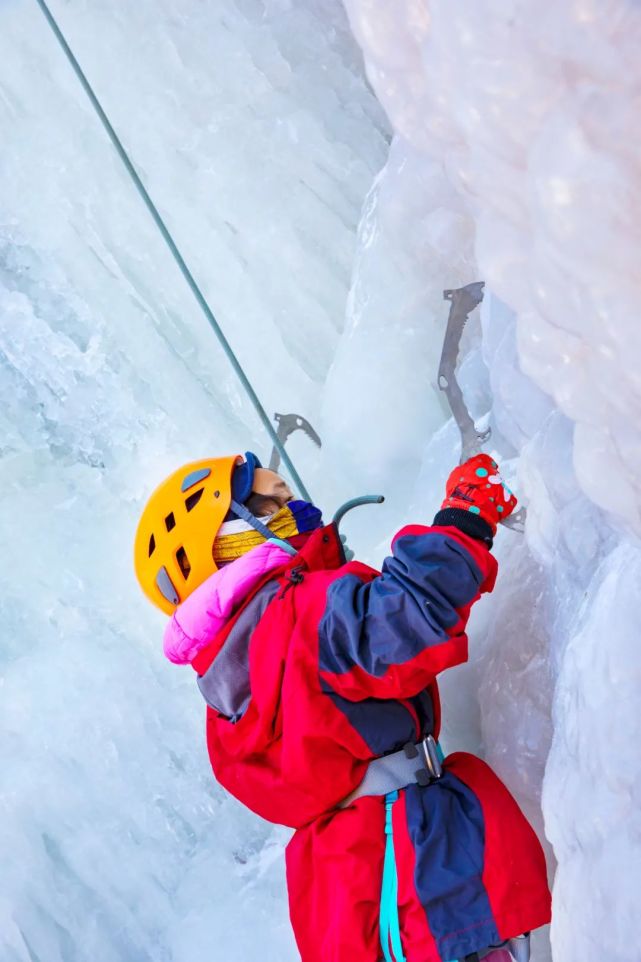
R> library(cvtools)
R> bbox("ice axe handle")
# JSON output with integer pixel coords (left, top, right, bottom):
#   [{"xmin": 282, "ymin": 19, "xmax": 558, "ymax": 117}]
[
  {"xmin": 332, "ymin": 496, "xmax": 385, "ymax": 562},
  {"xmin": 332, "ymin": 495, "xmax": 385, "ymax": 532},
  {"xmin": 439, "ymin": 284, "xmax": 492, "ymax": 461},
  {"xmin": 438, "ymin": 283, "xmax": 526, "ymax": 534}
]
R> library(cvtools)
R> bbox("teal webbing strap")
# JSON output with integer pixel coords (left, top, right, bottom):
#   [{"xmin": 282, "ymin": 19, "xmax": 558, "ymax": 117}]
[
  {"xmin": 267, "ymin": 538, "xmax": 298, "ymax": 556},
  {"xmin": 379, "ymin": 742, "xmax": 445, "ymax": 962},
  {"xmin": 380, "ymin": 791, "xmax": 406, "ymax": 962}
]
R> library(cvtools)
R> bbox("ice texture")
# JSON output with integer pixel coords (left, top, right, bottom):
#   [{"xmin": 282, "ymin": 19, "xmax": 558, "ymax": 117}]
[
  {"xmin": 333, "ymin": 3, "xmax": 641, "ymax": 961},
  {"xmin": 1, "ymin": 0, "xmax": 639, "ymax": 961},
  {"xmin": 0, "ymin": 2, "xmax": 386, "ymax": 960}
]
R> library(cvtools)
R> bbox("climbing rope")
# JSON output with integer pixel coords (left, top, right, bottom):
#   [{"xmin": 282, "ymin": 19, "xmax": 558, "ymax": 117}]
[{"xmin": 33, "ymin": 0, "xmax": 311, "ymax": 502}]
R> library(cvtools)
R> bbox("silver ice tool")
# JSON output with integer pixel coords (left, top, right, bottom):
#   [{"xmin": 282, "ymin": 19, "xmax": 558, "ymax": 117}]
[
  {"xmin": 438, "ymin": 282, "xmax": 525, "ymax": 534},
  {"xmin": 268, "ymin": 412, "xmax": 322, "ymax": 473},
  {"xmin": 439, "ymin": 282, "xmax": 491, "ymax": 461}
]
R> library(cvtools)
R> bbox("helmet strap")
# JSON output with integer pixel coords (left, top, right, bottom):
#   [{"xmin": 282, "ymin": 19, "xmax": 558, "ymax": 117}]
[
  {"xmin": 230, "ymin": 498, "xmax": 281, "ymax": 540},
  {"xmin": 229, "ymin": 499, "xmax": 297, "ymax": 557}
]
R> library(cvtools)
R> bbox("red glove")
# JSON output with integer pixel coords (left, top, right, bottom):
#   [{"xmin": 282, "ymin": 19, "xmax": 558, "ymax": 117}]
[{"xmin": 440, "ymin": 453, "xmax": 518, "ymax": 535}]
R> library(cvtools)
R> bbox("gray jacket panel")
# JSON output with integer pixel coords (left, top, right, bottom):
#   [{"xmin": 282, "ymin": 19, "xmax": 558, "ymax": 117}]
[{"xmin": 196, "ymin": 580, "xmax": 280, "ymax": 722}]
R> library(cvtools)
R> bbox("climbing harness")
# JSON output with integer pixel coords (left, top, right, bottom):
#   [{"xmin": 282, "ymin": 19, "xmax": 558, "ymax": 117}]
[
  {"xmin": 341, "ymin": 737, "xmax": 531, "ymax": 962},
  {"xmin": 438, "ymin": 283, "xmax": 526, "ymax": 533},
  {"xmin": 340, "ymin": 734, "xmax": 443, "ymax": 808},
  {"xmin": 340, "ymin": 736, "xmax": 444, "ymax": 962},
  {"xmin": 33, "ymin": 0, "xmax": 310, "ymax": 502}
]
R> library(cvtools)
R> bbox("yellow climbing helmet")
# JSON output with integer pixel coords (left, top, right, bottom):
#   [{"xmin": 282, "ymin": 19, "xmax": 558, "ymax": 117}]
[{"xmin": 134, "ymin": 454, "xmax": 243, "ymax": 615}]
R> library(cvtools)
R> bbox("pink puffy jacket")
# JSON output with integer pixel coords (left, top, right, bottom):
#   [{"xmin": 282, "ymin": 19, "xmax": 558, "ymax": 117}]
[{"xmin": 163, "ymin": 541, "xmax": 292, "ymax": 665}]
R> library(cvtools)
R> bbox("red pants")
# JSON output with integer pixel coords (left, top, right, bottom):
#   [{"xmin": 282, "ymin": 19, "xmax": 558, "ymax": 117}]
[{"xmin": 286, "ymin": 754, "xmax": 552, "ymax": 962}]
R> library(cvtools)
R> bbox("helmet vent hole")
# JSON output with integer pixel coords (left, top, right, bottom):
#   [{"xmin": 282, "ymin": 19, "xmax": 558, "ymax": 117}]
[
  {"xmin": 165, "ymin": 512, "xmax": 176, "ymax": 532},
  {"xmin": 185, "ymin": 489, "xmax": 204, "ymax": 512},
  {"xmin": 148, "ymin": 534, "xmax": 156, "ymax": 557},
  {"xmin": 176, "ymin": 547, "xmax": 191, "ymax": 580}
]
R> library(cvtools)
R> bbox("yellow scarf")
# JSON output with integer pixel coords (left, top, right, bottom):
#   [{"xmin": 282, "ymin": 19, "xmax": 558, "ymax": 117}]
[{"xmin": 213, "ymin": 505, "xmax": 299, "ymax": 565}]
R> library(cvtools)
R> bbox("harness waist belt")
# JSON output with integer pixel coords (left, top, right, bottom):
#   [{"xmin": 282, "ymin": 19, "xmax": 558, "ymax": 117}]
[{"xmin": 340, "ymin": 735, "xmax": 444, "ymax": 808}]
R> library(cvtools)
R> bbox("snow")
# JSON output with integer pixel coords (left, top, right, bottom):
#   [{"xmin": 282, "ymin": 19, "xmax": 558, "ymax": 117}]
[
  {"xmin": 0, "ymin": 2, "xmax": 385, "ymax": 959},
  {"xmin": 336, "ymin": 4, "xmax": 641, "ymax": 961},
  {"xmin": 1, "ymin": 0, "xmax": 639, "ymax": 960}
]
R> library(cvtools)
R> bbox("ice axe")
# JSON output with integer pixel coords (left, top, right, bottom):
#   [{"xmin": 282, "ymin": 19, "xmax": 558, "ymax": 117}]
[
  {"xmin": 267, "ymin": 413, "xmax": 384, "ymax": 555},
  {"xmin": 268, "ymin": 413, "xmax": 322, "ymax": 473},
  {"xmin": 438, "ymin": 283, "xmax": 526, "ymax": 533}
]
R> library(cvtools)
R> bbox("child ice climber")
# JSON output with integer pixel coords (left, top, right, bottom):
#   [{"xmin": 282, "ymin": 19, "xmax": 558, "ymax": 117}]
[{"xmin": 134, "ymin": 452, "xmax": 551, "ymax": 962}]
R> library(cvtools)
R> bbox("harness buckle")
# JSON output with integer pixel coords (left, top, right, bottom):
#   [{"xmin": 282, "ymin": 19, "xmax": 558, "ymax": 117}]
[{"xmin": 420, "ymin": 734, "xmax": 443, "ymax": 780}]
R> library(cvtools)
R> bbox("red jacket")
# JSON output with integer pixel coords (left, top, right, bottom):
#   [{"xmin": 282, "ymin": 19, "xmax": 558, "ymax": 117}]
[{"xmin": 192, "ymin": 522, "xmax": 551, "ymax": 961}]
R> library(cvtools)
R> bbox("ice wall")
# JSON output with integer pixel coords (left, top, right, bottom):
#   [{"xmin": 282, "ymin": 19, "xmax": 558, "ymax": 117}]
[
  {"xmin": 3, "ymin": 0, "xmax": 640, "ymax": 959},
  {"xmin": 0, "ymin": 2, "xmax": 387, "ymax": 959},
  {"xmin": 332, "ymin": 3, "xmax": 641, "ymax": 960}
]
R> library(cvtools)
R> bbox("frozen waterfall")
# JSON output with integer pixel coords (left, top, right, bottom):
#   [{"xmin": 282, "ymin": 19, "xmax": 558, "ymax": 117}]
[{"xmin": 1, "ymin": 1, "xmax": 639, "ymax": 961}]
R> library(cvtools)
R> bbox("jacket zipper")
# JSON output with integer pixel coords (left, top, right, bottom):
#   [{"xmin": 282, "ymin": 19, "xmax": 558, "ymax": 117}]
[{"xmin": 278, "ymin": 565, "xmax": 305, "ymax": 600}]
